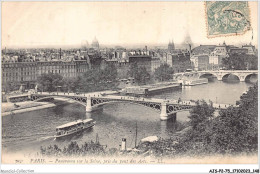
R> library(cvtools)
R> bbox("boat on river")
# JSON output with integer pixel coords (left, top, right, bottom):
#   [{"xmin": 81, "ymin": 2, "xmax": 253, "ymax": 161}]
[
  {"xmin": 173, "ymin": 71, "xmax": 208, "ymax": 86},
  {"xmin": 182, "ymin": 78, "xmax": 208, "ymax": 86},
  {"xmin": 55, "ymin": 119, "xmax": 96, "ymax": 138}
]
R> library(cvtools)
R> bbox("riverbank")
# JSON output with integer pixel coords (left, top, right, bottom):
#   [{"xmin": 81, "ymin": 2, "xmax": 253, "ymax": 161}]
[
  {"xmin": 16, "ymin": 123, "xmax": 256, "ymax": 164},
  {"xmin": 2, "ymin": 90, "xmax": 119, "ymax": 117},
  {"xmin": 1, "ymin": 101, "xmax": 57, "ymax": 116}
]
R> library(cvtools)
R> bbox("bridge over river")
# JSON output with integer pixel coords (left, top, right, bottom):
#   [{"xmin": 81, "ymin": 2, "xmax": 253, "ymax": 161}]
[
  {"xmin": 8, "ymin": 92, "xmax": 235, "ymax": 120},
  {"xmin": 174, "ymin": 70, "xmax": 258, "ymax": 82}
]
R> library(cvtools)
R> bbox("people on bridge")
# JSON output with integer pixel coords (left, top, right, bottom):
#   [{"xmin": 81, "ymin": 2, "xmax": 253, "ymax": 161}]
[{"xmin": 178, "ymin": 97, "xmax": 182, "ymax": 104}]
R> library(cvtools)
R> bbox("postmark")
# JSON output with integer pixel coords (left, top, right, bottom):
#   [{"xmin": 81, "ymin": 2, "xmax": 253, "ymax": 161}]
[{"xmin": 205, "ymin": 1, "xmax": 251, "ymax": 38}]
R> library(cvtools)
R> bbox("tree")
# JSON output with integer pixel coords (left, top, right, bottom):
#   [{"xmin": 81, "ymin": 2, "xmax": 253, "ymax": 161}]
[
  {"xmin": 137, "ymin": 66, "xmax": 150, "ymax": 85},
  {"xmin": 37, "ymin": 73, "xmax": 64, "ymax": 92},
  {"xmin": 188, "ymin": 100, "xmax": 215, "ymax": 130},
  {"xmin": 127, "ymin": 62, "xmax": 150, "ymax": 85},
  {"xmin": 210, "ymin": 83, "xmax": 258, "ymax": 153},
  {"xmin": 103, "ymin": 63, "xmax": 117, "ymax": 82},
  {"xmin": 183, "ymin": 83, "xmax": 258, "ymax": 154},
  {"xmin": 154, "ymin": 63, "xmax": 174, "ymax": 82},
  {"xmin": 2, "ymin": 81, "xmax": 20, "ymax": 92},
  {"xmin": 63, "ymin": 77, "xmax": 78, "ymax": 93},
  {"xmin": 222, "ymin": 53, "xmax": 258, "ymax": 70},
  {"xmin": 127, "ymin": 62, "xmax": 139, "ymax": 79},
  {"xmin": 77, "ymin": 63, "xmax": 118, "ymax": 92}
]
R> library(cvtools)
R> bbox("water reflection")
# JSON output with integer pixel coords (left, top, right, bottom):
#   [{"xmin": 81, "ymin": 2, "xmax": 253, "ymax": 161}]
[
  {"xmin": 85, "ymin": 112, "xmax": 92, "ymax": 119},
  {"xmin": 160, "ymin": 116, "xmax": 179, "ymax": 137}
]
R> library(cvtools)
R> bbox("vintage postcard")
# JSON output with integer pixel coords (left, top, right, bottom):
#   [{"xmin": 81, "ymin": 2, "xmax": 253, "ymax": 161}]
[{"xmin": 1, "ymin": 1, "xmax": 259, "ymax": 173}]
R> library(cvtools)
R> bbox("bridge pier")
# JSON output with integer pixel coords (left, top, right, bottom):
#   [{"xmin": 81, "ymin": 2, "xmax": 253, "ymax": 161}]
[
  {"xmin": 160, "ymin": 102, "xmax": 169, "ymax": 120},
  {"xmin": 172, "ymin": 113, "xmax": 176, "ymax": 122},
  {"xmin": 239, "ymin": 75, "xmax": 245, "ymax": 82},
  {"xmin": 86, "ymin": 97, "xmax": 92, "ymax": 112},
  {"xmin": 217, "ymin": 75, "xmax": 223, "ymax": 81}
]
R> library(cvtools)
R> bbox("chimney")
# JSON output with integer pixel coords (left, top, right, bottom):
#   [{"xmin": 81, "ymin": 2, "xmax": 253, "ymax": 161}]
[
  {"xmin": 59, "ymin": 48, "xmax": 62, "ymax": 59},
  {"xmin": 121, "ymin": 138, "xmax": 126, "ymax": 151}
]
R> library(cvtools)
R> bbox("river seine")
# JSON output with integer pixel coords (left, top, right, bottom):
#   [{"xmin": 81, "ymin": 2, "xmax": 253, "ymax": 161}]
[{"xmin": 2, "ymin": 81, "xmax": 253, "ymax": 154}]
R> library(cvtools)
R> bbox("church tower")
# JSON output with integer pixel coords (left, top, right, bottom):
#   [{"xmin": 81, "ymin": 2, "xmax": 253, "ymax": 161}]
[{"xmin": 168, "ymin": 39, "xmax": 175, "ymax": 53}]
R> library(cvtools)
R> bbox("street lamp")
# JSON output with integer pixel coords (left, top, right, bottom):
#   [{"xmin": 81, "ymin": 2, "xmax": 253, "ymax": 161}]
[{"xmin": 56, "ymin": 86, "xmax": 62, "ymax": 95}]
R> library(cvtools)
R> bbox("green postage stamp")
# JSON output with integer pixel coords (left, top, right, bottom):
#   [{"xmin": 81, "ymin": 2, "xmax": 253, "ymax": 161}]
[{"xmin": 205, "ymin": 1, "xmax": 251, "ymax": 38}]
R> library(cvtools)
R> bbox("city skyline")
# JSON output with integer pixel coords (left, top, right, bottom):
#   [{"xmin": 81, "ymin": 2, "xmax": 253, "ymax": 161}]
[{"xmin": 2, "ymin": 2, "xmax": 258, "ymax": 48}]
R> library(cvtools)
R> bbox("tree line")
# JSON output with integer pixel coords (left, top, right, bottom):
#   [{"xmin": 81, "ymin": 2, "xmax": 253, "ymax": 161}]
[
  {"xmin": 37, "ymin": 63, "xmax": 118, "ymax": 93},
  {"xmin": 180, "ymin": 83, "xmax": 258, "ymax": 155},
  {"xmin": 36, "ymin": 63, "xmax": 176, "ymax": 92},
  {"xmin": 222, "ymin": 53, "xmax": 258, "ymax": 70}
]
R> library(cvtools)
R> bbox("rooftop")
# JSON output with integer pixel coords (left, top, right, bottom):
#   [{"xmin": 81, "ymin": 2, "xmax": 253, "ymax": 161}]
[
  {"xmin": 192, "ymin": 45, "xmax": 216, "ymax": 55},
  {"xmin": 56, "ymin": 120, "xmax": 83, "ymax": 129}
]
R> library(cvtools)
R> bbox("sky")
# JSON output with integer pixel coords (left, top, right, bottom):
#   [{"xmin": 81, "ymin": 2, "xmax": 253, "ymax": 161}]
[{"xmin": 2, "ymin": 1, "xmax": 258, "ymax": 48}]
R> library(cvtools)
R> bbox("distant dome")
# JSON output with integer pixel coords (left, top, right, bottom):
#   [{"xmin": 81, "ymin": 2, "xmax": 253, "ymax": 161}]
[{"xmin": 91, "ymin": 37, "xmax": 99, "ymax": 49}]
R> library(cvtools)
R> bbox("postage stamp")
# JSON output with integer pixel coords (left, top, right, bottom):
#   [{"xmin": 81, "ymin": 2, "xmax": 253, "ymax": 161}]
[{"xmin": 205, "ymin": 1, "xmax": 251, "ymax": 38}]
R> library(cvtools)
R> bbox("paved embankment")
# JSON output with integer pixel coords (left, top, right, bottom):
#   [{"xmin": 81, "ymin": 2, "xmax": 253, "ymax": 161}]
[{"xmin": 1, "ymin": 101, "xmax": 56, "ymax": 116}]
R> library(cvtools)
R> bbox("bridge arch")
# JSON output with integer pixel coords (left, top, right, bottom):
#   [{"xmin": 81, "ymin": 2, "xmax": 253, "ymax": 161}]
[
  {"xmin": 91, "ymin": 99, "xmax": 161, "ymax": 113},
  {"xmin": 245, "ymin": 73, "xmax": 258, "ymax": 83},
  {"xmin": 199, "ymin": 73, "xmax": 217, "ymax": 79},
  {"xmin": 221, "ymin": 73, "xmax": 240, "ymax": 82},
  {"xmin": 31, "ymin": 95, "xmax": 87, "ymax": 107}
]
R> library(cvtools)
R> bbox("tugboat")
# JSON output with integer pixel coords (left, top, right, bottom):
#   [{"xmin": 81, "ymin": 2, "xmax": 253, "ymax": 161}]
[{"xmin": 54, "ymin": 119, "xmax": 96, "ymax": 139}]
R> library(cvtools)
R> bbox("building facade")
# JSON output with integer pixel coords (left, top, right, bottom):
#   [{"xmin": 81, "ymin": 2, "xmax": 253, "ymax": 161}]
[
  {"xmin": 151, "ymin": 57, "xmax": 161, "ymax": 73},
  {"xmin": 171, "ymin": 53, "xmax": 191, "ymax": 73},
  {"xmin": 128, "ymin": 55, "xmax": 152, "ymax": 74},
  {"xmin": 2, "ymin": 61, "xmax": 38, "ymax": 90},
  {"xmin": 2, "ymin": 60, "xmax": 90, "ymax": 92},
  {"xmin": 242, "ymin": 44, "xmax": 257, "ymax": 55},
  {"xmin": 190, "ymin": 55, "xmax": 209, "ymax": 71}
]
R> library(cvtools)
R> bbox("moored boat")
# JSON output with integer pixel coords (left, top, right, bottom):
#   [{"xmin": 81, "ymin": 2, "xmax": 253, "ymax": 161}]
[
  {"xmin": 183, "ymin": 78, "xmax": 208, "ymax": 86},
  {"xmin": 55, "ymin": 119, "xmax": 96, "ymax": 138},
  {"xmin": 174, "ymin": 71, "xmax": 208, "ymax": 86}
]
